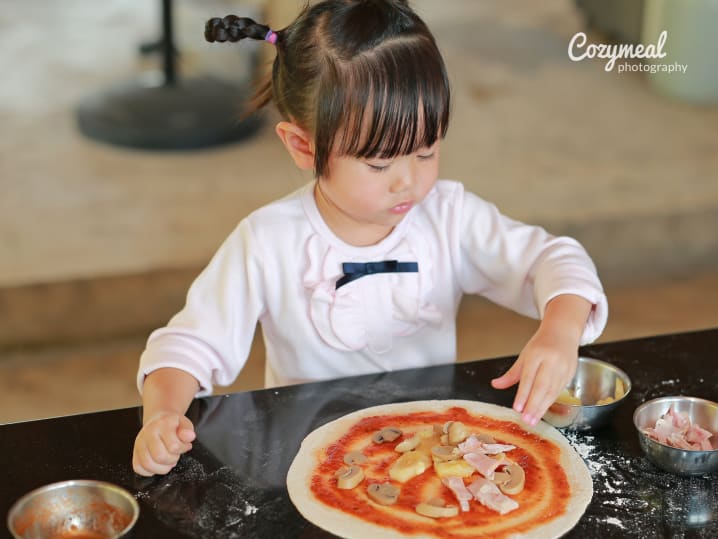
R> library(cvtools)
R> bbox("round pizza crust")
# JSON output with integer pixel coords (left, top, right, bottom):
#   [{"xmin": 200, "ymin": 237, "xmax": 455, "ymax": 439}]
[{"xmin": 287, "ymin": 399, "xmax": 592, "ymax": 539}]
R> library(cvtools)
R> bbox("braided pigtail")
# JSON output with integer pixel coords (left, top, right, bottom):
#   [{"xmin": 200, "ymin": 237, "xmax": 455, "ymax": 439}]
[
  {"xmin": 204, "ymin": 15, "xmax": 276, "ymax": 44},
  {"xmin": 204, "ymin": 14, "xmax": 280, "ymax": 116}
]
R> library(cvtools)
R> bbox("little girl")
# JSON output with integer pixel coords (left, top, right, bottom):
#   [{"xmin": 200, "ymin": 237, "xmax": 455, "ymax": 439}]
[{"xmin": 133, "ymin": 0, "xmax": 607, "ymax": 476}]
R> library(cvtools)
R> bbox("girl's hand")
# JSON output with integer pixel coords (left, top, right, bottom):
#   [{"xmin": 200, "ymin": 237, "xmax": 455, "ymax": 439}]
[
  {"xmin": 133, "ymin": 367, "xmax": 200, "ymax": 476},
  {"xmin": 490, "ymin": 294, "xmax": 593, "ymax": 426},
  {"xmin": 491, "ymin": 327, "xmax": 578, "ymax": 425},
  {"xmin": 132, "ymin": 412, "xmax": 196, "ymax": 476}
]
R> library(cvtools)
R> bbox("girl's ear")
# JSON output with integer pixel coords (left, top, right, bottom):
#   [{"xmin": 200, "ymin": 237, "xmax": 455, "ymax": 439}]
[{"xmin": 275, "ymin": 121, "xmax": 315, "ymax": 171}]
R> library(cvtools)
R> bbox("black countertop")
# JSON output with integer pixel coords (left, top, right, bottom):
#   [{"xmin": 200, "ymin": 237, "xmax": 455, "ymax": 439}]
[{"xmin": 2, "ymin": 328, "xmax": 718, "ymax": 538}]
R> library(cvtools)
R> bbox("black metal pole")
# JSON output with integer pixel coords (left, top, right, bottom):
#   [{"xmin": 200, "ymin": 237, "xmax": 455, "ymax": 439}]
[
  {"xmin": 76, "ymin": 0, "xmax": 262, "ymax": 149},
  {"xmin": 162, "ymin": 0, "xmax": 176, "ymax": 86}
]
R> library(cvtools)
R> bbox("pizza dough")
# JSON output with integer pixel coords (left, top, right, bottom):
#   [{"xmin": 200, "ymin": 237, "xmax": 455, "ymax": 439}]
[{"xmin": 287, "ymin": 400, "xmax": 592, "ymax": 539}]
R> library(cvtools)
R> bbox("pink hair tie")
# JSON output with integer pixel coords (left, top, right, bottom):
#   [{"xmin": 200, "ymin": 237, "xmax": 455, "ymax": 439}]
[{"xmin": 264, "ymin": 29, "xmax": 278, "ymax": 44}]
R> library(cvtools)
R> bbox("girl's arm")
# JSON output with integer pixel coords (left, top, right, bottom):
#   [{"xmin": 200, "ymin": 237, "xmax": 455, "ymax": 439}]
[
  {"xmin": 140, "ymin": 367, "xmax": 200, "ymax": 424},
  {"xmin": 453, "ymin": 187, "xmax": 608, "ymax": 345},
  {"xmin": 491, "ymin": 294, "xmax": 593, "ymax": 425},
  {"xmin": 132, "ymin": 368, "xmax": 200, "ymax": 476}
]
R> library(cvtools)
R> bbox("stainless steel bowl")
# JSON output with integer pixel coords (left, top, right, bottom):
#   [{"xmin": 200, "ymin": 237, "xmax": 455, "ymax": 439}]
[
  {"xmin": 542, "ymin": 356, "xmax": 632, "ymax": 430},
  {"xmin": 633, "ymin": 396, "xmax": 718, "ymax": 475},
  {"xmin": 7, "ymin": 480, "xmax": 139, "ymax": 539}
]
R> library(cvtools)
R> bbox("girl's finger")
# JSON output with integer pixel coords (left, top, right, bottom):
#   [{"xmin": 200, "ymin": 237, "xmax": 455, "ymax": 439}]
[
  {"xmin": 522, "ymin": 366, "xmax": 565, "ymax": 424},
  {"xmin": 522, "ymin": 385, "xmax": 552, "ymax": 425},
  {"xmin": 513, "ymin": 358, "xmax": 540, "ymax": 416},
  {"xmin": 134, "ymin": 445, "xmax": 173, "ymax": 476},
  {"xmin": 177, "ymin": 427, "xmax": 196, "ymax": 445},
  {"xmin": 178, "ymin": 415, "xmax": 196, "ymax": 433},
  {"xmin": 146, "ymin": 459, "xmax": 174, "ymax": 476},
  {"xmin": 148, "ymin": 434, "xmax": 176, "ymax": 465},
  {"xmin": 132, "ymin": 450, "xmax": 154, "ymax": 477},
  {"xmin": 490, "ymin": 360, "xmax": 522, "ymax": 389},
  {"xmin": 159, "ymin": 429, "xmax": 188, "ymax": 456}
]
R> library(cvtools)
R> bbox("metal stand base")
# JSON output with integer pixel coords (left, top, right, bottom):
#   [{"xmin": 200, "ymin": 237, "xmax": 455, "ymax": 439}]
[{"xmin": 76, "ymin": 75, "xmax": 262, "ymax": 151}]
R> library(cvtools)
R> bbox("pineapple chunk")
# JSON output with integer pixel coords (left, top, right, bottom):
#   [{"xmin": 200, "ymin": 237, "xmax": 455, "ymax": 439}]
[
  {"xmin": 434, "ymin": 459, "xmax": 475, "ymax": 479},
  {"xmin": 416, "ymin": 432, "xmax": 442, "ymax": 455},
  {"xmin": 555, "ymin": 388, "xmax": 582, "ymax": 406},
  {"xmin": 389, "ymin": 451, "xmax": 432, "ymax": 483}
]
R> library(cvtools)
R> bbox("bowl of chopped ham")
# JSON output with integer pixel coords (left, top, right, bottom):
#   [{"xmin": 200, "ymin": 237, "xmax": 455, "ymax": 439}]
[{"xmin": 633, "ymin": 396, "xmax": 718, "ymax": 475}]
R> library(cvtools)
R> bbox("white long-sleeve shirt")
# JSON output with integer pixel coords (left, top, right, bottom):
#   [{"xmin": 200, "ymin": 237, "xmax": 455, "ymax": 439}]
[{"xmin": 138, "ymin": 180, "xmax": 607, "ymax": 395}]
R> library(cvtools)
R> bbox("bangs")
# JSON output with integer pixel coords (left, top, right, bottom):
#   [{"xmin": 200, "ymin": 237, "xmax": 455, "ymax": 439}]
[{"xmin": 314, "ymin": 35, "xmax": 450, "ymax": 176}]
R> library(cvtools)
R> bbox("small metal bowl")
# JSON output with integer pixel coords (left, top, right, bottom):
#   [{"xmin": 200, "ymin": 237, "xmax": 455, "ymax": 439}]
[
  {"xmin": 542, "ymin": 356, "xmax": 632, "ymax": 430},
  {"xmin": 633, "ymin": 396, "xmax": 718, "ymax": 475},
  {"xmin": 7, "ymin": 479, "xmax": 139, "ymax": 539}
]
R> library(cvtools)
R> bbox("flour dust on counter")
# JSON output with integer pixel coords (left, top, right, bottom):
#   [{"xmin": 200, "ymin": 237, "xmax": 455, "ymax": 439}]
[
  {"xmin": 135, "ymin": 454, "xmax": 260, "ymax": 538},
  {"xmin": 564, "ymin": 430, "xmax": 718, "ymax": 538}
]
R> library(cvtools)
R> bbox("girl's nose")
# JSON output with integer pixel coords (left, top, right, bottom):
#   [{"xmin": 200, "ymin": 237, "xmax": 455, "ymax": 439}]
[
  {"xmin": 389, "ymin": 166, "xmax": 414, "ymax": 193},
  {"xmin": 390, "ymin": 176, "xmax": 410, "ymax": 192}
]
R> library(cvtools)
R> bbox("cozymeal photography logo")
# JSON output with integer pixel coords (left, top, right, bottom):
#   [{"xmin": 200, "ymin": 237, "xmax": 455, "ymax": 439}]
[{"xmin": 568, "ymin": 30, "xmax": 688, "ymax": 75}]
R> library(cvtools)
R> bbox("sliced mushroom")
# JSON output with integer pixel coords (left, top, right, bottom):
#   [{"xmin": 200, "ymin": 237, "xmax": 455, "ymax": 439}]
[
  {"xmin": 448, "ymin": 421, "xmax": 469, "ymax": 445},
  {"xmin": 343, "ymin": 451, "xmax": 368, "ymax": 465},
  {"xmin": 476, "ymin": 433, "xmax": 496, "ymax": 444},
  {"xmin": 335, "ymin": 465, "xmax": 364, "ymax": 489},
  {"xmin": 367, "ymin": 482, "xmax": 400, "ymax": 505},
  {"xmin": 493, "ymin": 463, "xmax": 525, "ymax": 495},
  {"xmin": 441, "ymin": 421, "xmax": 454, "ymax": 434},
  {"xmin": 415, "ymin": 497, "xmax": 459, "ymax": 518},
  {"xmin": 491, "ymin": 470, "xmax": 511, "ymax": 485},
  {"xmin": 395, "ymin": 435, "xmax": 421, "ymax": 452},
  {"xmin": 373, "ymin": 427, "xmax": 402, "ymax": 444},
  {"xmin": 431, "ymin": 445, "xmax": 460, "ymax": 462},
  {"xmin": 440, "ymin": 434, "xmax": 449, "ymax": 445}
]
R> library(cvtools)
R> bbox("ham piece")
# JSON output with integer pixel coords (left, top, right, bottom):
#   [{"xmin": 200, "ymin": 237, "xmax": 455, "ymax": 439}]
[
  {"xmin": 643, "ymin": 406, "xmax": 714, "ymax": 451},
  {"xmin": 463, "ymin": 451, "xmax": 503, "ymax": 479},
  {"xmin": 458, "ymin": 435, "xmax": 516, "ymax": 455},
  {"xmin": 467, "ymin": 477, "xmax": 519, "ymax": 515},
  {"xmin": 458, "ymin": 434, "xmax": 517, "ymax": 479},
  {"xmin": 442, "ymin": 476, "xmax": 473, "ymax": 512}
]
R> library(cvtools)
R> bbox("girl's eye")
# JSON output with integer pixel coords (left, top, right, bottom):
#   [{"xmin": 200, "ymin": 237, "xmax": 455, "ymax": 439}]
[
  {"xmin": 367, "ymin": 163, "xmax": 389, "ymax": 172},
  {"xmin": 417, "ymin": 152, "xmax": 435, "ymax": 161}
]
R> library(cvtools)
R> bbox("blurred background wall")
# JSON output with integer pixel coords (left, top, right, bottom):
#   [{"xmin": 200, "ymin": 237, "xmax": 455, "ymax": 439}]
[{"xmin": 1, "ymin": 0, "xmax": 717, "ymax": 423}]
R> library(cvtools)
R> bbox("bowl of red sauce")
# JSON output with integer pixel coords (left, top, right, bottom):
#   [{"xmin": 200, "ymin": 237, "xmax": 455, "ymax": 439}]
[
  {"xmin": 633, "ymin": 396, "xmax": 718, "ymax": 475},
  {"xmin": 7, "ymin": 480, "xmax": 138, "ymax": 539}
]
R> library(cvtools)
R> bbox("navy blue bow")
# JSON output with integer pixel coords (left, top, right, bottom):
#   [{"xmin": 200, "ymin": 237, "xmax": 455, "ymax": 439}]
[{"xmin": 336, "ymin": 260, "xmax": 419, "ymax": 289}]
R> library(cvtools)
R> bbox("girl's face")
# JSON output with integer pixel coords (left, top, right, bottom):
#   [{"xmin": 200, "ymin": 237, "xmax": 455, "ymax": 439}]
[{"xmin": 315, "ymin": 141, "xmax": 440, "ymax": 247}]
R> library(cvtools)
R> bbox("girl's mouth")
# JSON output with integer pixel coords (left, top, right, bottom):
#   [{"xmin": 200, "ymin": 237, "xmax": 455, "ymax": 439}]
[{"xmin": 389, "ymin": 201, "xmax": 413, "ymax": 214}]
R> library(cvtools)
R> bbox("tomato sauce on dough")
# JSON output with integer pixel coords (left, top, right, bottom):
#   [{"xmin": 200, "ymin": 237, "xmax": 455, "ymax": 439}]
[{"xmin": 311, "ymin": 407, "xmax": 571, "ymax": 538}]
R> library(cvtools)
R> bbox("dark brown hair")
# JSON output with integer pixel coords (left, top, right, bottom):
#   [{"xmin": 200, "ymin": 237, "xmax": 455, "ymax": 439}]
[{"xmin": 205, "ymin": 1, "xmax": 450, "ymax": 177}]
